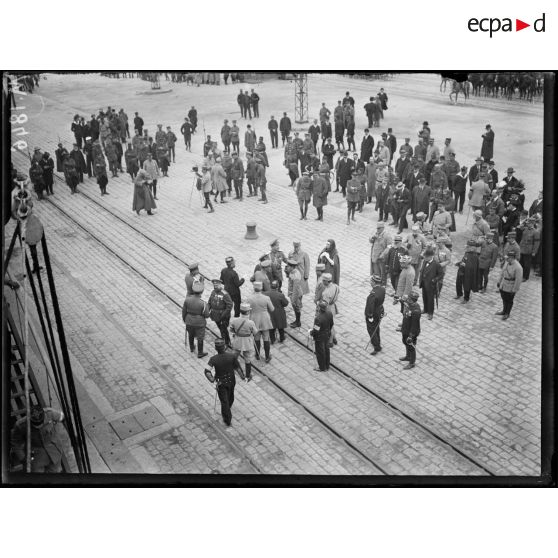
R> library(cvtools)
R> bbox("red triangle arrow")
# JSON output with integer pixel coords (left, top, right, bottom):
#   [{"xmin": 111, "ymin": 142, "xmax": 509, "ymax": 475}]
[{"xmin": 516, "ymin": 19, "xmax": 530, "ymax": 31}]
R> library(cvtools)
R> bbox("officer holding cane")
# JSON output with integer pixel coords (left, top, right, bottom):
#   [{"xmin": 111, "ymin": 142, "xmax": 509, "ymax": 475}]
[{"xmin": 365, "ymin": 274, "xmax": 385, "ymax": 355}]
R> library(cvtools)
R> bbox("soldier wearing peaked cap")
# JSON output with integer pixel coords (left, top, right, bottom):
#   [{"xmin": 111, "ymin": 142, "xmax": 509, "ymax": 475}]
[
  {"xmin": 365, "ymin": 275, "xmax": 385, "ymax": 355},
  {"xmin": 395, "ymin": 255, "xmax": 415, "ymax": 325},
  {"xmin": 296, "ymin": 171, "xmax": 313, "ymax": 220},
  {"xmin": 204, "ymin": 338, "xmax": 243, "ymax": 426},
  {"xmin": 310, "ymin": 300, "xmax": 334, "ymax": 371},
  {"xmin": 288, "ymin": 241, "xmax": 311, "ymax": 295},
  {"xmin": 247, "ymin": 281, "xmax": 274, "ymax": 363},
  {"xmin": 418, "ymin": 247, "xmax": 443, "ymax": 319},
  {"xmin": 268, "ymin": 239, "xmax": 289, "ymax": 288},
  {"xmin": 495, "ymin": 249, "xmax": 523, "ymax": 320},
  {"xmin": 182, "ymin": 281, "xmax": 210, "ymax": 358},
  {"xmin": 264, "ymin": 280, "xmax": 289, "ymax": 344},
  {"xmin": 400, "ymin": 291, "xmax": 421, "ymax": 369},
  {"xmin": 380, "ymin": 234, "xmax": 408, "ymax": 291},
  {"xmin": 208, "ymin": 279, "xmax": 234, "ymax": 346},
  {"xmin": 318, "ymin": 272, "xmax": 340, "ymax": 347},
  {"xmin": 229, "ymin": 303, "xmax": 259, "ymax": 381},
  {"xmin": 185, "ymin": 262, "xmax": 205, "ymax": 295}
]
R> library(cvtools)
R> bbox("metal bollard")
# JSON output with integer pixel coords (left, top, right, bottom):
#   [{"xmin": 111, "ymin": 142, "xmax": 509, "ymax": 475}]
[{"xmin": 244, "ymin": 221, "xmax": 258, "ymax": 240}]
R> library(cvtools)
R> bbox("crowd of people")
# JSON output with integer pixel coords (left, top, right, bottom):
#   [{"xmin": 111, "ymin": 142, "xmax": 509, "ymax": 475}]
[{"xmin": 10, "ymin": 76, "xmax": 543, "ymax": 429}]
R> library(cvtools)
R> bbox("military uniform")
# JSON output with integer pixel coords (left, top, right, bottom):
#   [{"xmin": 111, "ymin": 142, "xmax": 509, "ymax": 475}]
[
  {"xmin": 221, "ymin": 122, "xmax": 231, "ymax": 153},
  {"xmin": 497, "ymin": 255, "xmax": 523, "ymax": 318},
  {"xmin": 268, "ymin": 247, "xmax": 288, "ymax": 286},
  {"xmin": 255, "ymin": 161, "xmax": 268, "ymax": 203},
  {"xmin": 231, "ymin": 156, "xmax": 245, "ymax": 199},
  {"xmin": 246, "ymin": 156, "xmax": 257, "ymax": 196},
  {"xmin": 125, "ymin": 147, "xmax": 139, "ymax": 180},
  {"xmin": 230, "ymin": 309, "xmax": 259, "ymax": 380},
  {"xmin": 247, "ymin": 287, "xmax": 274, "ymax": 362},
  {"xmin": 206, "ymin": 348, "xmax": 240, "ymax": 426},
  {"xmin": 220, "ymin": 262, "xmax": 244, "ymax": 316},
  {"xmin": 296, "ymin": 174, "xmax": 313, "ymax": 220},
  {"xmin": 182, "ymin": 291, "xmax": 210, "ymax": 357},
  {"xmin": 208, "ymin": 286, "xmax": 234, "ymax": 346},
  {"xmin": 365, "ymin": 282, "xmax": 385, "ymax": 354},
  {"xmin": 311, "ymin": 304, "xmax": 334, "ymax": 371}
]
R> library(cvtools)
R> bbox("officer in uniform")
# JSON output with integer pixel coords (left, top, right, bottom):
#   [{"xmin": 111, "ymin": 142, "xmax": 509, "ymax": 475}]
[
  {"xmin": 185, "ymin": 262, "xmax": 205, "ymax": 295},
  {"xmin": 322, "ymin": 137, "xmax": 336, "ymax": 171},
  {"xmin": 11, "ymin": 405, "xmax": 65, "ymax": 472},
  {"xmin": 182, "ymin": 281, "xmax": 210, "ymax": 357},
  {"xmin": 296, "ymin": 170, "xmax": 313, "ymax": 220},
  {"xmin": 496, "ymin": 249, "xmax": 523, "ymax": 320},
  {"xmin": 221, "ymin": 119, "xmax": 231, "ymax": 154},
  {"xmin": 230, "ymin": 120, "xmax": 240, "ymax": 154},
  {"xmin": 245, "ymin": 152, "xmax": 257, "ymax": 197},
  {"xmin": 231, "ymin": 152, "xmax": 245, "ymax": 199},
  {"xmin": 220, "ymin": 257, "xmax": 245, "ymax": 317},
  {"xmin": 346, "ymin": 169, "xmax": 361, "ymax": 224},
  {"xmin": 204, "ymin": 339, "xmax": 244, "ymax": 426},
  {"xmin": 208, "ymin": 279, "xmax": 234, "ymax": 346},
  {"xmin": 365, "ymin": 274, "xmax": 385, "ymax": 355},
  {"xmin": 286, "ymin": 258, "xmax": 304, "ymax": 328},
  {"xmin": 247, "ymin": 281, "xmax": 274, "ymax": 363},
  {"xmin": 400, "ymin": 291, "xmax": 421, "ymax": 370},
  {"xmin": 230, "ymin": 302, "xmax": 259, "ymax": 381},
  {"xmin": 310, "ymin": 300, "xmax": 334, "ymax": 371},
  {"xmin": 255, "ymin": 155, "xmax": 268, "ymax": 203},
  {"xmin": 267, "ymin": 239, "xmax": 288, "ymax": 288}
]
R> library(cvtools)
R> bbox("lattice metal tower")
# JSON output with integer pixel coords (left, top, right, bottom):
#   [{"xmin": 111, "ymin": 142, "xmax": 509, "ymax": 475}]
[{"xmin": 294, "ymin": 74, "xmax": 308, "ymax": 124}]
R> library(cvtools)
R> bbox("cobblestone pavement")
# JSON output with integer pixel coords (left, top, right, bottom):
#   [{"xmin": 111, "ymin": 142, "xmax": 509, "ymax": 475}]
[{"xmin": 8, "ymin": 73, "xmax": 543, "ymax": 475}]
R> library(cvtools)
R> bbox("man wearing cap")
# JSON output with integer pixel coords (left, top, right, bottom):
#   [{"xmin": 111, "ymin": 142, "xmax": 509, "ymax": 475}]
[
  {"xmin": 311, "ymin": 169, "xmax": 328, "ymax": 221},
  {"xmin": 453, "ymin": 166, "xmax": 468, "ymax": 214},
  {"xmin": 481, "ymin": 124, "xmax": 495, "ymax": 162},
  {"xmin": 250, "ymin": 88, "xmax": 260, "ymax": 118},
  {"xmin": 346, "ymin": 170, "xmax": 361, "ymax": 224},
  {"xmin": 185, "ymin": 263, "xmax": 205, "ymax": 295},
  {"xmin": 496, "ymin": 250, "xmax": 523, "ymax": 319},
  {"xmin": 296, "ymin": 170, "xmax": 313, "ymax": 220},
  {"xmin": 400, "ymin": 291, "xmax": 421, "ymax": 370},
  {"xmin": 376, "ymin": 140, "xmax": 391, "ymax": 166},
  {"xmin": 314, "ymin": 263, "xmax": 326, "ymax": 303},
  {"xmin": 434, "ymin": 236, "xmax": 452, "ymax": 293},
  {"xmin": 455, "ymin": 240, "xmax": 480, "ymax": 303},
  {"xmin": 208, "ymin": 279, "xmax": 234, "ymax": 346},
  {"xmin": 11, "ymin": 405, "xmax": 65, "ymax": 472},
  {"xmin": 370, "ymin": 222, "xmax": 393, "ymax": 281},
  {"xmin": 204, "ymin": 339, "xmax": 243, "ymax": 426},
  {"xmin": 418, "ymin": 247, "xmax": 443, "ymax": 319},
  {"xmin": 279, "ymin": 112, "xmax": 292, "ymax": 147},
  {"xmin": 268, "ymin": 115, "xmax": 279, "ymax": 149},
  {"xmin": 414, "ymin": 137, "xmax": 426, "ymax": 162},
  {"xmin": 334, "ymin": 116, "xmax": 345, "ymax": 151},
  {"xmin": 393, "ymin": 181, "xmax": 411, "ymax": 233},
  {"xmin": 425, "ymin": 138, "xmax": 440, "ymax": 164},
  {"xmin": 364, "ymin": 275, "xmax": 385, "ymax": 355},
  {"xmin": 247, "ymin": 281, "xmax": 274, "ymax": 362},
  {"xmin": 227, "ymin": 120, "xmax": 239, "ymax": 154},
  {"xmin": 220, "ymin": 257, "xmax": 245, "ymax": 317},
  {"xmin": 310, "ymin": 300, "xmax": 334, "ymax": 371},
  {"xmin": 220, "ymin": 119, "xmax": 231, "ymax": 154},
  {"xmin": 471, "ymin": 210, "xmax": 491, "ymax": 245},
  {"xmin": 502, "ymin": 230, "xmax": 520, "ymax": 262},
  {"xmin": 382, "ymin": 234, "xmax": 408, "ymax": 291},
  {"xmin": 182, "ymin": 281, "xmax": 210, "ymax": 358},
  {"xmin": 230, "ymin": 302, "xmax": 259, "ymax": 381},
  {"xmin": 265, "ymin": 280, "xmax": 289, "ymax": 344},
  {"xmin": 518, "ymin": 219, "xmax": 540, "ymax": 281},
  {"xmin": 267, "ymin": 240, "xmax": 288, "ymax": 288},
  {"xmin": 288, "ymin": 242, "xmax": 311, "ymax": 296},
  {"xmin": 443, "ymin": 138, "xmax": 455, "ymax": 160},
  {"xmin": 255, "ymin": 155, "xmax": 268, "ymax": 203},
  {"xmin": 133, "ymin": 112, "xmax": 144, "ymax": 136},
  {"xmin": 443, "ymin": 152, "xmax": 460, "ymax": 191},
  {"xmin": 478, "ymin": 232, "xmax": 499, "ymax": 293},
  {"xmin": 230, "ymin": 152, "xmax": 245, "ymax": 200},
  {"xmin": 431, "ymin": 205, "xmax": 452, "ymax": 238}
]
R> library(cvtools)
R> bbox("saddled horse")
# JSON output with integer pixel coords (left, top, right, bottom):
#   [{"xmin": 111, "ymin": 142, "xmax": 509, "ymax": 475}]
[{"xmin": 449, "ymin": 80, "xmax": 470, "ymax": 104}]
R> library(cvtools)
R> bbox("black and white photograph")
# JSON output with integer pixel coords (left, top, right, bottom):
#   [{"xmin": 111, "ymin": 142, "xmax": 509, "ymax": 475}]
[{"xmin": 2, "ymin": 70, "xmax": 552, "ymax": 482}]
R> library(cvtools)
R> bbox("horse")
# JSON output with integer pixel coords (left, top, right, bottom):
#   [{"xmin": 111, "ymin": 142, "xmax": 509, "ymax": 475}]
[
  {"xmin": 449, "ymin": 80, "xmax": 470, "ymax": 104},
  {"xmin": 440, "ymin": 76, "xmax": 451, "ymax": 93}
]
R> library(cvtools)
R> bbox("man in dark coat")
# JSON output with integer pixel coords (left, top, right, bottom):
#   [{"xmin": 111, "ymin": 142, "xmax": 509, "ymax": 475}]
[
  {"xmin": 312, "ymin": 170, "xmax": 329, "ymax": 221},
  {"xmin": 204, "ymin": 339, "xmax": 243, "ymax": 427},
  {"xmin": 481, "ymin": 124, "xmax": 495, "ymax": 162},
  {"xmin": 336, "ymin": 151, "xmax": 353, "ymax": 196},
  {"xmin": 360, "ymin": 129, "xmax": 374, "ymax": 164},
  {"xmin": 365, "ymin": 274, "xmax": 385, "ymax": 355},
  {"xmin": 39, "ymin": 152, "xmax": 55, "ymax": 195},
  {"xmin": 455, "ymin": 240, "xmax": 480, "ymax": 303},
  {"xmin": 320, "ymin": 118, "xmax": 332, "ymax": 148},
  {"xmin": 418, "ymin": 247, "xmax": 443, "ymax": 319},
  {"xmin": 69, "ymin": 144, "xmax": 86, "ymax": 183},
  {"xmin": 279, "ymin": 112, "xmax": 292, "ymax": 146},
  {"xmin": 400, "ymin": 291, "xmax": 421, "ymax": 370},
  {"xmin": 311, "ymin": 300, "xmax": 334, "ymax": 372},
  {"xmin": 55, "ymin": 143, "xmax": 69, "ymax": 172},
  {"xmin": 182, "ymin": 281, "xmax": 209, "ymax": 357},
  {"xmin": 220, "ymin": 257, "xmax": 245, "ymax": 317},
  {"xmin": 268, "ymin": 115, "xmax": 279, "ymax": 148},
  {"xmin": 411, "ymin": 177, "xmax": 431, "ymax": 221},
  {"xmin": 363, "ymin": 97, "xmax": 376, "ymax": 128},
  {"xmin": 264, "ymin": 280, "xmax": 289, "ymax": 343},
  {"xmin": 188, "ymin": 106, "xmax": 198, "ymax": 133},
  {"xmin": 322, "ymin": 138, "xmax": 335, "ymax": 171},
  {"xmin": 89, "ymin": 115, "xmax": 100, "ymax": 141},
  {"xmin": 308, "ymin": 119, "xmax": 320, "ymax": 152},
  {"xmin": 133, "ymin": 112, "xmax": 144, "ymax": 136},
  {"xmin": 387, "ymin": 128, "xmax": 397, "ymax": 158},
  {"xmin": 208, "ymin": 279, "xmax": 234, "ymax": 346}
]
